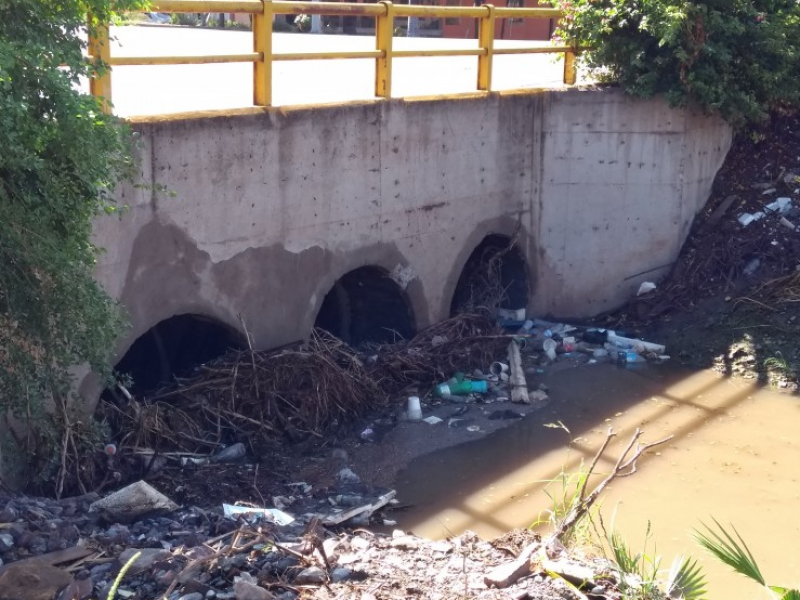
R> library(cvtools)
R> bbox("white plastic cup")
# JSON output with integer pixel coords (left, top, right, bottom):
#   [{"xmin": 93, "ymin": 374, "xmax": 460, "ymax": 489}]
[
  {"xmin": 490, "ymin": 362, "xmax": 509, "ymax": 376},
  {"xmin": 543, "ymin": 339, "xmax": 558, "ymax": 361},
  {"xmin": 407, "ymin": 396, "xmax": 422, "ymax": 421}
]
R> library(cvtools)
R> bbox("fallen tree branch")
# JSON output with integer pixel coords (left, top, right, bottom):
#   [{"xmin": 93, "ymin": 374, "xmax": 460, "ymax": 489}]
[{"xmin": 553, "ymin": 428, "xmax": 673, "ymax": 541}]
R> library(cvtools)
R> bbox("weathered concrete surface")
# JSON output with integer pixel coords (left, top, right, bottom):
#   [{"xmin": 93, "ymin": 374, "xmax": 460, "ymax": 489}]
[{"xmin": 86, "ymin": 88, "xmax": 731, "ymax": 401}]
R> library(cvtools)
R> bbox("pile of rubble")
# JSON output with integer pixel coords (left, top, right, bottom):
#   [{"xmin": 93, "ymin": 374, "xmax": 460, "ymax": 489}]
[{"xmin": 0, "ymin": 478, "xmax": 659, "ymax": 600}]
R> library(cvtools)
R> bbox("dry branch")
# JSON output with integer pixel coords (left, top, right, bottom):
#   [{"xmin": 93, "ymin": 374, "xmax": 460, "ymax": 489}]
[{"xmin": 553, "ymin": 428, "xmax": 673, "ymax": 541}]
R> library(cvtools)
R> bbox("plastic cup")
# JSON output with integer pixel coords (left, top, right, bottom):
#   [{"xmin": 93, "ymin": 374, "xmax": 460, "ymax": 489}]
[{"xmin": 407, "ymin": 396, "xmax": 422, "ymax": 421}]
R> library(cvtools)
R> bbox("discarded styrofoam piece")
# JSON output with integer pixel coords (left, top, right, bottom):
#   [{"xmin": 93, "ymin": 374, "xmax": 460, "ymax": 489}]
[
  {"xmin": 423, "ymin": 416, "xmax": 443, "ymax": 425},
  {"xmin": 89, "ymin": 481, "xmax": 178, "ymax": 521},
  {"xmin": 606, "ymin": 333, "xmax": 666, "ymax": 355},
  {"xmin": 765, "ymin": 197, "xmax": 793, "ymax": 214},
  {"xmin": 507, "ymin": 340, "xmax": 530, "ymax": 404},
  {"xmin": 636, "ymin": 281, "xmax": 657, "ymax": 296},
  {"xmin": 780, "ymin": 216, "xmax": 796, "ymax": 231},
  {"xmin": 222, "ymin": 504, "xmax": 295, "ymax": 526},
  {"xmin": 738, "ymin": 212, "xmax": 765, "ymax": 227},
  {"xmin": 497, "ymin": 307, "xmax": 526, "ymax": 322}
]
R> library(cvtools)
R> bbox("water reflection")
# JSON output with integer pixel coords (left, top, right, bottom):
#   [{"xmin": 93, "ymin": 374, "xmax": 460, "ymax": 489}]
[{"xmin": 393, "ymin": 364, "xmax": 800, "ymax": 598}]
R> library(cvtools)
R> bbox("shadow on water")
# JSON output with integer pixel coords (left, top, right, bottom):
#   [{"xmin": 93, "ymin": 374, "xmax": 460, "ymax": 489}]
[
  {"xmin": 394, "ymin": 364, "xmax": 757, "ymax": 536},
  {"xmin": 392, "ymin": 363, "xmax": 800, "ymax": 596}
]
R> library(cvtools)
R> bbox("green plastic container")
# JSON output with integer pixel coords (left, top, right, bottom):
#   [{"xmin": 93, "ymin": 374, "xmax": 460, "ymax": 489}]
[{"xmin": 435, "ymin": 379, "xmax": 488, "ymax": 397}]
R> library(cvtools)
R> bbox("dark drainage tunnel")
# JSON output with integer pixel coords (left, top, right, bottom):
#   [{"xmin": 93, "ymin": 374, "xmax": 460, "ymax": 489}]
[
  {"xmin": 450, "ymin": 234, "xmax": 529, "ymax": 315},
  {"xmin": 109, "ymin": 314, "xmax": 245, "ymax": 397},
  {"xmin": 314, "ymin": 266, "xmax": 416, "ymax": 346}
]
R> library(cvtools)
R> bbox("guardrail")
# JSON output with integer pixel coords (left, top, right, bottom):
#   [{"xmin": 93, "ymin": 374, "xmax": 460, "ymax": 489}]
[{"xmin": 89, "ymin": 0, "xmax": 574, "ymax": 113}]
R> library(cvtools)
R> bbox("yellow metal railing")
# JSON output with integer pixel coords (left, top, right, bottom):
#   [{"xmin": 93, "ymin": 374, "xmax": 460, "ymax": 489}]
[{"xmin": 89, "ymin": 0, "xmax": 575, "ymax": 112}]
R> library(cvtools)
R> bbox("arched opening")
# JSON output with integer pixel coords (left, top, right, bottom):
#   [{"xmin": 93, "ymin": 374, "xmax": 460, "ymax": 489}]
[
  {"xmin": 450, "ymin": 234, "xmax": 529, "ymax": 316},
  {"xmin": 314, "ymin": 266, "xmax": 415, "ymax": 346},
  {"xmin": 110, "ymin": 314, "xmax": 245, "ymax": 396}
]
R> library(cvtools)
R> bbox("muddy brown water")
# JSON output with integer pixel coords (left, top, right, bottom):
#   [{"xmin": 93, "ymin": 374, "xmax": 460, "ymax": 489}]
[{"xmin": 392, "ymin": 364, "xmax": 800, "ymax": 598}]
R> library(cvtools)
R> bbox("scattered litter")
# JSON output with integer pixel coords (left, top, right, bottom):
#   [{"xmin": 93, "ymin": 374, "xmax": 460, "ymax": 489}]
[
  {"xmin": 738, "ymin": 211, "xmax": 765, "ymax": 226},
  {"xmin": 780, "ymin": 216, "xmax": 796, "ymax": 231},
  {"xmin": 383, "ymin": 519, "xmax": 397, "ymax": 526},
  {"xmin": 466, "ymin": 425, "xmax": 481, "ymax": 433},
  {"xmin": 434, "ymin": 374, "xmax": 487, "ymax": 397},
  {"xmin": 496, "ymin": 308, "xmax": 526, "ymax": 322},
  {"xmin": 761, "ymin": 187, "xmax": 777, "ymax": 195},
  {"xmin": 407, "ymin": 396, "xmax": 422, "ymax": 421},
  {"xmin": 765, "ymin": 196, "xmax": 793, "ymax": 214},
  {"xmin": 322, "ymin": 491, "xmax": 396, "ymax": 526},
  {"xmin": 636, "ymin": 281, "xmax": 657, "ymax": 296},
  {"xmin": 422, "ymin": 416, "xmax": 443, "ymax": 425},
  {"xmin": 222, "ymin": 504, "xmax": 295, "ymax": 526}
]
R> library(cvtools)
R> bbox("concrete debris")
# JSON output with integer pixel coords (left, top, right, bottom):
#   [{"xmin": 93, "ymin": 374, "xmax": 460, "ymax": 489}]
[{"xmin": 89, "ymin": 481, "xmax": 177, "ymax": 522}]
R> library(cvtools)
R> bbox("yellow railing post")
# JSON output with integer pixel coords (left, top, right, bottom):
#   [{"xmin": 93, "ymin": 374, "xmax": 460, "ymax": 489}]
[
  {"xmin": 375, "ymin": 0, "xmax": 394, "ymax": 98},
  {"xmin": 477, "ymin": 4, "xmax": 495, "ymax": 92},
  {"xmin": 253, "ymin": 0, "xmax": 274, "ymax": 106},
  {"xmin": 563, "ymin": 46, "xmax": 577, "ymax": 85},
  {"xmin": 88, "ymin": 17, "xmax": 113, "ymax": 113}
]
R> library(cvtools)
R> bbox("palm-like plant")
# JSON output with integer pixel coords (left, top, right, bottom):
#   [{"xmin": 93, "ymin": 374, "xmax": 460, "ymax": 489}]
[{"xmin": 694, "ymin": 519, "xmax": 800, "ymax": 600}]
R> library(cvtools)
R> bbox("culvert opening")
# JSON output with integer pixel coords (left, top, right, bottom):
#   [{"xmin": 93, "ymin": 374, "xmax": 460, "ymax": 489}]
[
  {"xmin": 109, "ymin": 314, "xmax": 245, "ymax": 397},
  {"xmin": 314, "ymin": 266, "xmax": 415, "ymax": 346},
  {"xmin": 450, "ymin": 234, "xmax": 529, "ymax": 316}
]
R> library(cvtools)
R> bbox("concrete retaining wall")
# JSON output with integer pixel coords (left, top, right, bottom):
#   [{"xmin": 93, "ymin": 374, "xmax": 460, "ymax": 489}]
[{"xmin": 86, "ymin": 88, "xmax": 731, "ymax": 399}]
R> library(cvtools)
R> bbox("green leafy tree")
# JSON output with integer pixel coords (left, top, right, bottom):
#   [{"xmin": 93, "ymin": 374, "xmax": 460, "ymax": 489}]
[
  {"xmin": 551, "ymin": 0, "xmax": 800, "ymax": 127},
  {"xmin": 0, "ymin": 0, "xmax": 143, "ymax": 488}
]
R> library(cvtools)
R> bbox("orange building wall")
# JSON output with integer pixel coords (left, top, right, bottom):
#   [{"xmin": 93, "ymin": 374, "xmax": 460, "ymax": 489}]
[{"xmin": 441, "ymin": 0, "xmax": 555, "ymax": 41}]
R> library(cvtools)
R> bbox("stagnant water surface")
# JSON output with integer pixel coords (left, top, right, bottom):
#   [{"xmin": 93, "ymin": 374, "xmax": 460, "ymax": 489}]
[{"xmin": 393, "ymin": 364, "xmax": 800, "ymax": 598}]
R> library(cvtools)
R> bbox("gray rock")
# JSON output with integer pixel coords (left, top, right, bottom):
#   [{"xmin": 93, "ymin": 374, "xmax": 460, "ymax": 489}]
[
  {"xmin": 330, "ymin": 568, "xmax": 351, "ymax": 583},
  {"xmin": 119, "ymin": 547, "xmax": 172, "ymax": 574},
  {"xmin": 233, "ymin": 581, "xmax": 274, "ymax": 600},
  {"xmin": 90, "ymin": 481, "xmax": 178, "ymax": 522},
  {"xmin": 293, "ymin": 566, "xmax": 327, "ymax": 585}
]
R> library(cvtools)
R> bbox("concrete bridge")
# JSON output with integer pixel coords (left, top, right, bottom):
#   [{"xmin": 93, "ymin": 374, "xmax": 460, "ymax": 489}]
[{"xmin": 83, "ymin": 84, "xmax": 731, "ymax": 400}]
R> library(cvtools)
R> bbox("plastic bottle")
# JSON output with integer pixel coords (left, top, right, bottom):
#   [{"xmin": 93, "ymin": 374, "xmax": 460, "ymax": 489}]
[{"xmin": 435, "ymin": 380, "xmax": 488, "ymax": 397}]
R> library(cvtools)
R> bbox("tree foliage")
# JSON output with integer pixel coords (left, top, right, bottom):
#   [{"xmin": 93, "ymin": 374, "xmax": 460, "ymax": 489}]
[
  {"xmin": 551, "ymin": 0, "xmax": 800, "ymax": 127},
  {"xmin": 0, "ymin": 0, "xmax": 143, "ymax": 483}
]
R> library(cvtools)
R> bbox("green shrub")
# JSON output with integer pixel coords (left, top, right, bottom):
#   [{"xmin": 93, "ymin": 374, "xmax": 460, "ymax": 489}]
[{"xmin": 550, "ymin": 0, "xmax": 800, "ymax": 127}]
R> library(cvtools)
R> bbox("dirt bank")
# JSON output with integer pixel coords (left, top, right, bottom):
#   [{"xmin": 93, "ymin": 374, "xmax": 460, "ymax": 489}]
[{"xmin": 604, "ymin": 111, "xmax": 800, "ymax": 390}]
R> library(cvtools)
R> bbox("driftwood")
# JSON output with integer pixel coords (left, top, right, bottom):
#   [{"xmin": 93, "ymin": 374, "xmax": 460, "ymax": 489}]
[
  {"xmin": 552, "ymin": 428, "xmax": 673, "ymax": 541},
  {"xmin": 507, "ymin": 340, "xmax": 530, "ymax": 404},
  {"xmin": 322, "ymin": 491, "xmax": 396, "ymax": 526},
  {"xmin": 483, "ymin": 541, "xmax": 540, "ymax": 588}
]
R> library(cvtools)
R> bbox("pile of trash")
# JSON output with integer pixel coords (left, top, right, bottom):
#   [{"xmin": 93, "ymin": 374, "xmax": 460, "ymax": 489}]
[{"xmin": 0, "ymin": 477, "xmax": 670, "ymax": 600}]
